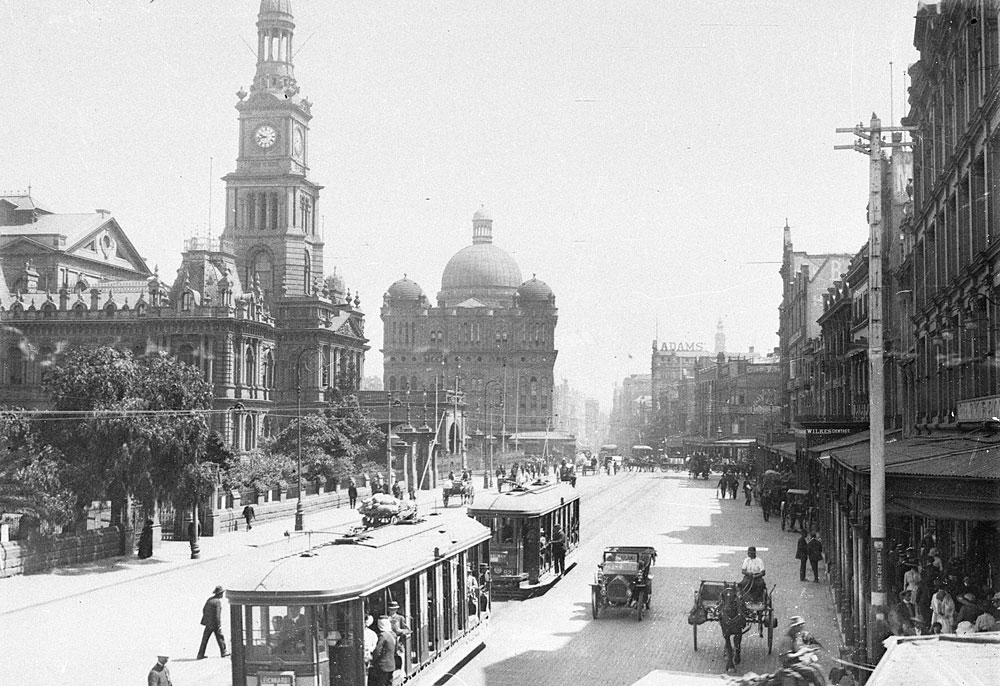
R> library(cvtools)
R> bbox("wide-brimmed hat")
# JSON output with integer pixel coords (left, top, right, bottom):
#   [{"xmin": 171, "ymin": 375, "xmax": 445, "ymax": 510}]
[
  {"xmin": 388, "ymin": 601, "xmax": 400, "ymax": 610},
  {"xmin": 789, "ymin": 616, "xmax": 806, "ymax": 627},
  {"xmin": 213, "ymin": 585, "xmax": 225, "ymax": 595},
  {"xmin": 958, "ymin": 593, "xmax": 978, "ymax": 606}
]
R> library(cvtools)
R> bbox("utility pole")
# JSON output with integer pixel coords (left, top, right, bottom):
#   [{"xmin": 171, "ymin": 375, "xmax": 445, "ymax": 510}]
[{"xmin": 835, "ymin": 113, "xmax": 914, "ymax": 662}]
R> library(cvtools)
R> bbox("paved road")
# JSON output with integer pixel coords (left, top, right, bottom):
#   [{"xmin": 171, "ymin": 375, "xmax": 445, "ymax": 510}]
[
  {"xmin": 0, "ymin": 471, "xmax": 843, "ymax": 685},
  {"xmin": 452, "ymin": 470, "xmax": 843, "ymax": 686}
]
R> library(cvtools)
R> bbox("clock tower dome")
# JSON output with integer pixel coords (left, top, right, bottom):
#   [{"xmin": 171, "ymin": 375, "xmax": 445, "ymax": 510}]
[{"xmin": 222, "ymin": 0, "xmax": 323, "ymax": 305}]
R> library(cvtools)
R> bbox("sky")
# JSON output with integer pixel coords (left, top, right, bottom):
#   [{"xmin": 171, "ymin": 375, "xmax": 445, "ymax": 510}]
[{"xmin": 0, "ymin": 0, "xmax": 921, "ymax": 411}]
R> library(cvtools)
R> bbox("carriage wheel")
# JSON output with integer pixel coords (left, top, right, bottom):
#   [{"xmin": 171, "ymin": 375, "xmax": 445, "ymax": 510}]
[
  {"xmin": 591, "ymin": 588, "xmax": 601, "ymax": 619},
  {"xmin": 390, "ymin": 515, "xmax": 399, "ymax": 525},
  {"xmin": 636, "ymin": 591, "xmax": 645, "ymax": 621},
  {"xmin": 692, "ymin": 621, "xmax": 698, "ymax": 651}
]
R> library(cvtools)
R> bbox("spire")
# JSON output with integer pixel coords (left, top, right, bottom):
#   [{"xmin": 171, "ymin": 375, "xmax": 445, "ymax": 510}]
[
  {"xmin": 715, "ymin": 318, "xmax": 726, "ymax": 355},
  {"xmin": 252, "ymin": 0, "xmax": 298, "ymax": 96},
  {"xmin": 783, "ymin": 218, "xmax": 792, "ymax": 251},
  {"xmin": 472, "ymin": 206, "xmax": 493, "ymax": 245}
]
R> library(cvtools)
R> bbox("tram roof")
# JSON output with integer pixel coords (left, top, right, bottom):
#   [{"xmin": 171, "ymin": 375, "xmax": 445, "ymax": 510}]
[
  {"xmin": 226, "ymin": 515, "xmax": 490, "ymax": 605},
  {"xmin": 467, "ymin": 481, "xmax": 580, "ymax": 516}
]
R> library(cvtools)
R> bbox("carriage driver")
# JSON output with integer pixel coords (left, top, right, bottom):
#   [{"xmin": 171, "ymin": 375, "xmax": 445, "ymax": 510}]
[{"xmin": 740, "ymin": 546, "xmax": 766, "ymax": 602}]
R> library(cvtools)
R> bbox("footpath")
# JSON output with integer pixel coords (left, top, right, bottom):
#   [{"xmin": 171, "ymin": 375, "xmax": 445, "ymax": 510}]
[{"xmin": 0, "ymin": 485, "xmax": 450, "ymax": 616}]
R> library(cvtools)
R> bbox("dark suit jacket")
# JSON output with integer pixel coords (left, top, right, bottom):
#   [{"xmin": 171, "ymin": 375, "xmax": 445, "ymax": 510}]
[
  {"xmin": 807, "ymin": 538, "xmax": 824, "ymax": 562},
  {"xmin": 373, "ymin": 630, "xmax": 396, "ymax": 672},
  {"xmin": 201, "ymin": 595, "xmax": 223, "ymax": 628},
  {"xmin": 795, "ymin": 537, "xmax": 808, "ymax": 560}
]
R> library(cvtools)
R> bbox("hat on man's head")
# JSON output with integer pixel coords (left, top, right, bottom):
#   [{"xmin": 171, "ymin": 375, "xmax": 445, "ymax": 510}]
[
  {"xmin": 213, "ymin": 585, "xmax": 225, "ymax": 595},
  {"xmin": 388, "ymin": 601, "xmax": 400, "ymax": 610},
  {"xmin": 899, "ymin": 589, "xmax": 913, "ymax": 599},
  {"xmin": 789, "ymin": 616, "xmax": 806, "ymax": 627},
  {"xmin": 958, "ymin": 593, "xmax": 978, "ymax": 606}
]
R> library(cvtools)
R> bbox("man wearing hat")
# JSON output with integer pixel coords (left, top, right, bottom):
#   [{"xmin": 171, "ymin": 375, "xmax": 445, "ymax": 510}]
[
  {"xmin": 387, "ymin": 600, "xmax": 410, "ymax": 670},
  {"xmin": 197, "ymin": 585, "xmax": 228, "ymax": 659},
  {"xmin": 955, "ymin": 592, "xmax": 982, "ymax": 625},
  {"xmin": 740, "ymin": 546, "xmax": 766, "ymax": 603},
  {"xmin": 777, "ymin": 616, "xmax": 820, "ymax": 666},
  {"xmin": 148, "ymin": 652, "xmax": 172, "ymax": 686}
]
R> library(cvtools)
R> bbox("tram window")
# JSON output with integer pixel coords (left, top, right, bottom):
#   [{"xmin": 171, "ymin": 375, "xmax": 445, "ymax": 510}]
[
  {"xmin": 498, "ymin": 517, "xmax": 515, "ymax": 544},
  {"xmin": 245, "ymin": 605, "xmax": 312, "ymax": 661},
  {"xmin": 320, "ymin": 601, "xmax": 361, "ymax": 685}
]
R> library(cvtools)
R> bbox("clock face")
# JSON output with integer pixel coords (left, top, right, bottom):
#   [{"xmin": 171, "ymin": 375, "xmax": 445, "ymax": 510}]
[
  {"xmin": 293, "ymin": 127, "xmax": 304, "ymax": 157},
  {"xmin": 254, "ymin": 124, "xmax": 277, "ymax": 149}
]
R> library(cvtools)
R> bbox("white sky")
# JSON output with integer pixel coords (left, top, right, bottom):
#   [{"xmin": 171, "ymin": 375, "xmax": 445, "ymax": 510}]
[{"xmin": 0, "ymin": 0, "xmax": 920, "ymax": 410}]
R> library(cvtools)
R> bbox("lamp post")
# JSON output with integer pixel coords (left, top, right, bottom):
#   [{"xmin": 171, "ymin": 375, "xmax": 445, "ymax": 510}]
[
  {"xmin": 385, "ymin": 392, "xmax": 402, "ymax": 492},
  {"xmin": 484, "ymin": 379, "xmax": 503, "ymax": 488},
  {"xmin": 295, "ymin": 345, "xmax": 319, "ymax": 532}
]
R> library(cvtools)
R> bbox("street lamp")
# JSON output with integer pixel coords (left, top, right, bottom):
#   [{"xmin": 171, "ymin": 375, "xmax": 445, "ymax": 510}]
[
  {"xmin": 295, "ymin": 345, "xmax": 320, "ymax": 532},
  {"xmin": 386, "ymin": 392, "xmax": 402, "ymax": 492},
  {"xmin": 484, "ymin": 379, "xmax": 503, "ymax": 488}
]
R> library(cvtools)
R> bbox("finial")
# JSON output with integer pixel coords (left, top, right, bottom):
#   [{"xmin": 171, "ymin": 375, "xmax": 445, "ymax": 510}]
[{"xmin": 236, "ymin": 88, "xmax": 247, "ymax": 101}]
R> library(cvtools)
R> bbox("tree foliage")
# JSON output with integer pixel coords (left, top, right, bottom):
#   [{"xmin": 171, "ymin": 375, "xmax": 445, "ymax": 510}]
[
  {"xmin": 40, "ymin": 346, "xmax": 215, "ymax": 517},
  {"xmin": 0, "ymin": 410, "xmax": 76, "ymax": 530},
  {"xmin": 265, "ymin": 395, "xmax": 384, "ymax": 483}
]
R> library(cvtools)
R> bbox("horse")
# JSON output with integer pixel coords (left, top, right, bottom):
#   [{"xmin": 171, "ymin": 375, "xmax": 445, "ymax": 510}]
[
  {"xmin": 717, "ymin": 583, "xmax": 747, "ymax": 672},
  {"xmin": 461, "ymin": 480, "xmax": 475, "ymax": 505}
]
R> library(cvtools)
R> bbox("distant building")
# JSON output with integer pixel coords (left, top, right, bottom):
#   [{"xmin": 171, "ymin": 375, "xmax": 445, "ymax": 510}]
[
  {"xmin": 381, "ymin": 209, "xmax": 558, "ymax": 445},
  {"xmin": 650, "ymin": 340, "xmax": 714, "ymax": 438}
]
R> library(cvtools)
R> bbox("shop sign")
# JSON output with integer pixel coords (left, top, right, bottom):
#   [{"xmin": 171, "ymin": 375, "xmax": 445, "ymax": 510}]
[
  {"xmin": 956, "ymin": 395, "xmax": 1000, "ymax": 423},
  {"xmin": 259, "ymin": 673, "xmax": 296, "ymax": 685}
]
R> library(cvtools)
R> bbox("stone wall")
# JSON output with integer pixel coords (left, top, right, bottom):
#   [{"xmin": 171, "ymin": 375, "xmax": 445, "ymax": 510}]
[
  {"xmin": 0, "ymin": 526, "xmax": 123, "ymax": 578},
  {"xmin": 207, "ymin": 485, "xmax": 372, "ymax": 535}
]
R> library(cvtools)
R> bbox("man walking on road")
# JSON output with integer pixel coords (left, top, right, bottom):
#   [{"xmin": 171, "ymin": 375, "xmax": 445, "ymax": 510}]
[
  {"xmin": 242, "ymin": 503, "xmax": 255, "ymax": 531},
  {"xmin": 796, "ymin": 530, "xmax": 809, "ymax": 581},
  {"xmin": 551, "ymin": 525, "xmax": 567, "ymax": 576},
  {"xmin": 197, "ymin": 585, "xmax": 228, "ymax": 659},
  {"xmin": 807, "ymin": 532, "xmax": 824, "ymax": 582},
  {"xmin": 148, "ymin": 653, "xmax": 172, "ymax": 686},
  {"xmin": 348, "ymin": 478, "xmax": 358, "ymax": 509}
]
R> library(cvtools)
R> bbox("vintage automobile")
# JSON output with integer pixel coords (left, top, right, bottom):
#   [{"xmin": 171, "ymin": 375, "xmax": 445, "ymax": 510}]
[
  {"xmin": 358, "ymin": 493, "xmax": 417, "ymax": 527},
  {"xmin": 591, "ymin": 545, "xmax": 657, "ymax": 621}
]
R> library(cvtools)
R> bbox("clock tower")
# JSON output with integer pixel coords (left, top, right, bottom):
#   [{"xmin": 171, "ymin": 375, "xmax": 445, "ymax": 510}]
[{"xmin": 222, "ymin": 0, "xmax": 323, "ymax": 305}]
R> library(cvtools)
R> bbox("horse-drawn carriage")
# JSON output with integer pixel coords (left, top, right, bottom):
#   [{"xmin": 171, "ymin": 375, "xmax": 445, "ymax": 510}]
[
  {"xmin": 688, "ymin": 453, "xmax": 711, "ymax": 479},
  {"xmin": 689, "ymin": 579, "xmax": 774, "ymax": 670},
  {"xmin": 358, "ymin": 493, "xmax": 418, "ymax": 527},
  {"xmin": 441, "ymin": 477, "xmax": 474, "ymax": 506},
  {"xmin": 559, "ymin": 463, "xmax": 577, "ymax": 487},
  {"xmin": 591, "ymin": 545, "xmax": 657, "ymax": 621}
]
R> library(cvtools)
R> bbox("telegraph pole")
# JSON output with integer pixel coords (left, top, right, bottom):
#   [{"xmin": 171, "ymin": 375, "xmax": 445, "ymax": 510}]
[{"xmin": 835, "ymin": 113, "xmax": 914, "ymax": 662}]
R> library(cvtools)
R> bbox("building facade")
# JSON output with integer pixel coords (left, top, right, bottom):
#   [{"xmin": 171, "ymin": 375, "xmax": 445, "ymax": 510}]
[
  {"xmin": 381, "ymin": 210, "xmax": 558, "ymax": 439},
  {"xmin": 0, "ymin": 1, "xmax": 368, "ymax": 450},
  {"xmin": 650, "ymin": 340, "xmax": 715, "ymax": 439}
]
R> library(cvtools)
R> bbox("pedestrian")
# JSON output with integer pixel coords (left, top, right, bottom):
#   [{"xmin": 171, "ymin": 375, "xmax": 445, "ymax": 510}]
[
  {"xmin": 551, "ymin": 524, "xmax": 567, "ymax": 576},
  {"xmin": 807, "ymin": 532, "xmax": 824, "ymax": 582},
  {"xmin": 795, "ymin": 530, "xmax": 809, "ymax": 581},
  {"xmin": 717, "ymin": 474, "xmax": 727, "ymax": 498},
  {"xmin": 197, "ymin": 585, "xmax": 228, "ymax": 659},
  {"xmin": 743, "ymin": 480, "xmax": 753, "ymax": 506},
  {"xmin": 241, "ymin": 503, "xmax": 255, "ymax": 531},
  {"xmin": 369, "ymin": 616, "xmax": 396, "ymax": 686},
  {"xmin": 930, "ymin": 579, "xmax": 955, "ymax": 634},
  {"xmin": 138, "ymin": 518, "xmax": 154, "ymax": 559},
  {"xmin": 147, "ymin": 652, "xmax": 172, "ymax": 686},
  {"xmin": 387, "ymin": 600, "xmax": 411, "ymax": 669},
  {"xmin": 363, "ymin": 614, "xmax": 378, "ymax": 671},
  {"xmin": 348, "ymin": 478, "xmax": 358, "ymax": 509},
  {"xmin": 391, "ymin": 481, "xmax": 403, "ymax": 500}
]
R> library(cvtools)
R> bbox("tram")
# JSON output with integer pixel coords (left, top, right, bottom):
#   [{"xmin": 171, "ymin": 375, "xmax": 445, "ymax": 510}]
[
  {"xmin": 467, "ymin": 481, "xmax": 581, "ymax": 599},
  {"xmin": 227, "ymin": 515, "xmax": 491, "ymax": 686}
]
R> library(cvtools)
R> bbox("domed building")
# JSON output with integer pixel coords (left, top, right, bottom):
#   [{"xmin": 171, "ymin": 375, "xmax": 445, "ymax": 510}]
[{"xmin": 381, "ymin": 210, "xmax": 558, "ymax": 444}]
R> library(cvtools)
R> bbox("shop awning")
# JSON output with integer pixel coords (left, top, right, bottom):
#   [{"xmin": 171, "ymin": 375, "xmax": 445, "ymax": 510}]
[{"xmin": 887, "ymin": 496, "xmax": 1000, "ymax": 522}]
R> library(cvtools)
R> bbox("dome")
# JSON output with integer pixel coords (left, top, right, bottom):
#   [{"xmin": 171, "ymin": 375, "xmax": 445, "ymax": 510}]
[
  {"xmin": 387, "ymin": 276, "xmax": 424, "ymax": 300},
  {"xmin": 517, "ymin": 276, "xmax": 553, "ymax": 302},
  {"xmin": 473, "ymin": 207, "xmax": 491, "ymax": 221},
  {"xmin": 441, "ymin": 243, "xmax": 522, "ymax": 291},
  {"xmin": 259, "ymin": 0, "xmax": 293, "ymax": 16}
]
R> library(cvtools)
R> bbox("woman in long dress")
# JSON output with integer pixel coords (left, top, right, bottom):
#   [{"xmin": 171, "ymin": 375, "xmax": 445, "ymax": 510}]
[{"xmin": 929, "ymin": 580, "xmax": 956, "ymax": 633}]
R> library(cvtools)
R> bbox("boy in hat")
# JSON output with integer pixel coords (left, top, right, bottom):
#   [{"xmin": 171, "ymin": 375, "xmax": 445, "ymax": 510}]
[
  {"xmin": 387, "ymin": 600, "xmax": 410, "ymax": 669},
  {"xmin": 148, "ymin": 652, "xmax": 172, "ymax": 686}
]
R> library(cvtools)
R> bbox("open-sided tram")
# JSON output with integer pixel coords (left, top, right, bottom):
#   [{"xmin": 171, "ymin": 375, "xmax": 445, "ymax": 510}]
[
  {"xmin": 227, "ymin": 515, "xmax": 491, "ymax": 686},
  {"xmin": 467, "ymin": 481, "xmax": 581, "ymax": 599}
]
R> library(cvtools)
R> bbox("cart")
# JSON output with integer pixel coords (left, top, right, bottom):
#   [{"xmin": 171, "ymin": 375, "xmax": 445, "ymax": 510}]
[
  {"xmin": 690, "ymin": 579, "xmax": 774, "ymax": 653},
  {"xmin": 358, "ymin": 493, "xmax": 417, "ymax": 527}
]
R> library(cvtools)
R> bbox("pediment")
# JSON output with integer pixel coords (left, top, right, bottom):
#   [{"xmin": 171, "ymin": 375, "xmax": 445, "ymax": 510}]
[
  {"xmin": 66, "ymin": 218, "xmax": 151, "ymax": 276},
  {"xmin": 336, "ymin": 315, "xmax": 365, "ymax": 339}
]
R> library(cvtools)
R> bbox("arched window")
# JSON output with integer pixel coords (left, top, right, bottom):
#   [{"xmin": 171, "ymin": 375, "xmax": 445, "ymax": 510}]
[
  {"xmin": 411, "ymin": 375, "xmax": 418, "ymax": 391},
  {"xmin": 248, "ymin": 249, "xmax": 275, "ymax": 301},
  {"xmin": 7, "ymin": 346, "xmax": 25, "ymax": 385},
  {"xmin": 135, "ymin": 302, "xmax": 147, "ymax": 317},
  {"xmin": 245, "ymin": 346, "xmax": 256, "ymax": 387},
  {"xmin": 263, "ymin": 351, "xmax": 274, "ymax": 388},
  {"xmin": 177, "ymin": 344, "xmax": 195, "ymax": 368},
  {"xmin": 104, "ymin": 302, "xmax": 116, "ymax": 318},
  {"xmin": 388, "ymin": 376, "xmax": 397, "ymax": 391},
  {"xmin": 41, "ymin": 302, "xmax": 56, "ymax": 319},
  {"xmin": 303, "ymin": 250, "xmax": 312, "ymax": 295},
  {"xmin": 181, "ymin": 292, "xmax": 194, "ymax": 311},
  {"xmin": 244, "ymin": 414, "xmax": 255, "ymax": 450},
  {"xmin": 73, "ymin": 302, "xmax": 87, "ymax": 317}
]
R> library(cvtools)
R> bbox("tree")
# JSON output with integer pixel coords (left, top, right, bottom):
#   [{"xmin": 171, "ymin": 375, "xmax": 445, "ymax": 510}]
[
  {"xmin": 0, "ymin": 410, "xmax": 76, "ymax": 531},
  {"xmin": 265, "ymin": 394, "xmax": 383, "ymax": 484},
  {"xmin": 40, "ymin": 346, "xmax": 214, "ymax": 528}
]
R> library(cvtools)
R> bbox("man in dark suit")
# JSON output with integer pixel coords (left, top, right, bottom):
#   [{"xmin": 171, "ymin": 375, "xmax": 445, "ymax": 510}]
[
  {"xmin": 197, "ymin": 585, "xmax": 228, "ymax": 659},
  {"xmin": 370, "ymin": 616, "xmax": 396, "ymax": 686},
  {"xmin": 795, "ymin": 530, "xmax": 809, "ymax": 581},
  {"xmin": 551, "ymin": 525, "xmax": 567, "ymax": 576},
  {"xmin": 807, "ymin": 533, "xmax": 824, "ymax": 582}
]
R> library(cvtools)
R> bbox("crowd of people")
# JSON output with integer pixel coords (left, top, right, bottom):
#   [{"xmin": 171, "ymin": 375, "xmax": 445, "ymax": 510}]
[{"xmin": 886, "ymin": 529, "xmax": 1000, "ymax": 637}]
